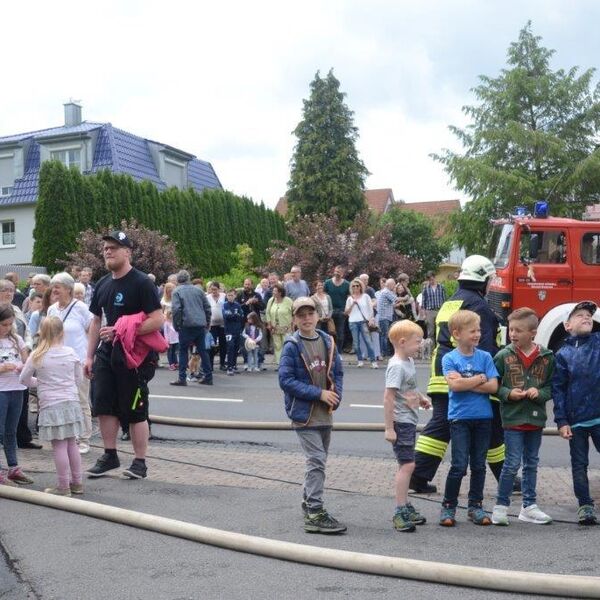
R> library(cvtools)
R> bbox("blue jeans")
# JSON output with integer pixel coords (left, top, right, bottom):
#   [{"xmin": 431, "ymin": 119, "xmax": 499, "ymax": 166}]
[
  {"xmin": 443, "ymin": 419, "xmax": 492, "ymax": 508},
  {"xmin": 569, "ymin": 424, "xmax": 600, "ymax": 507},
  {"xmin": 178, "ymin": 326, "xmax": 212, "ymax": 382},
  {"xmin": 226, "ymin": 333, "xmax": 241, "ymax": 370},
  {"xmin": 349, "ymin": 321, "xmax": 375, "ymax": 361},
  {"xmin": 247, "ymin": 348, "xmax": 259, "ymax": 370},
  {"xmin": 378, "ymin": 319, "xmax": 392, "ymax": 357},
  {"xmin": 496, "ymin": 428, "xmax": 542, "ymax": 507},
  {"xmin": 0, "ymin": 390, "xmax": 24, "ymax": 469}
]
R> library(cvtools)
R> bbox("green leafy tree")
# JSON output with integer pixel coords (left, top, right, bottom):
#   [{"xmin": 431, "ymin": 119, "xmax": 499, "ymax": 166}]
[
  {"xmin": 380, "ymin": 208, "xmax": 451, "ymax": 279},
  {"xmin": 434, "ymin": 22, "xmax": 600, "ymax": 254},
  {"xmin": 287, "ymin": 69, "xmax": 369, "ymax": 225}
]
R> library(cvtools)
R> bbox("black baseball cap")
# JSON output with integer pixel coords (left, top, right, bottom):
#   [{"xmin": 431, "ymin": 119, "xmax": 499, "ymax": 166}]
[
  {"xmin": 567, "ymin": 301, "xmax": 597, "ymax": 321},
  {"xmin": 102, "ymin": 230, "xmax": 133, "ymax": 249}
]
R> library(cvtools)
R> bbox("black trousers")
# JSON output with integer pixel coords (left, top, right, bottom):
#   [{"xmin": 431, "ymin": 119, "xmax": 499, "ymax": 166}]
[
  {"xmin": 413, "ymin": 393, "xmax": 505, "ymax": 483},
  {"xmin": 16, "ymin": 389, "xmax": 32, "ymax": 445}
]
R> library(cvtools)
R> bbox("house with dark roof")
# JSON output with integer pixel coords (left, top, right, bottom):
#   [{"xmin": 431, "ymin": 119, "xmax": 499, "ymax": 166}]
[{"xmin": 0, "ymin": 103, "xmax": 222, "ymax": 264}]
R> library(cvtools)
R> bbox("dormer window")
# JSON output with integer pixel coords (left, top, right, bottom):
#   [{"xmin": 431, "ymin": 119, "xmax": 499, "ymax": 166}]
[
  {"xmin": 50, "ymin": 147, "xmax": 81, "ymax": 170},
  {"xmin": 0, "ymin": 152, "xmax": 14, "ymax": 194},
  {"xmin": 164, "ymin": 157, "xmax": 186, "ymax": 189}
]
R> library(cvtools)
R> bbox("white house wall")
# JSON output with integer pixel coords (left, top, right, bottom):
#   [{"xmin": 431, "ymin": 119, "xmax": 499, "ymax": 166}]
[{"xmin": 0, "ymin": 205, "xmax": 36, "ymax": 265}]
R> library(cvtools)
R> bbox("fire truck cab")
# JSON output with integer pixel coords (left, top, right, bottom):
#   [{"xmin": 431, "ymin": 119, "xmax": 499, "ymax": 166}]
[{"xmin": 487, "ymin": 210, "xmax": 600, "ymax": 350}]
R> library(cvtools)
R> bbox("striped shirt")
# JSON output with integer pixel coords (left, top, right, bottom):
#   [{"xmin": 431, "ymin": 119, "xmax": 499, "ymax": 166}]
[{"xmin": 421, "ymin": 284, "xmax": 446, "ymax": 310}]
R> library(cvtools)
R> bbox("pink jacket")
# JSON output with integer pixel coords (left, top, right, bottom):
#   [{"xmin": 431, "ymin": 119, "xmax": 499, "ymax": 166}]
[{"xmin": 114, "ymin": 312, "xmax": 168, "ymax": 369}]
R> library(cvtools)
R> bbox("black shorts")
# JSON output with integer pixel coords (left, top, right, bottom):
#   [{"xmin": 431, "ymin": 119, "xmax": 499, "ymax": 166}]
[
  {"xmin": 91, "ymin": 343, "xmax": 156, "ymax": 424},
  {"xmin": 392, "ymin": 422, "xmax": 417, "ymax": 465}
]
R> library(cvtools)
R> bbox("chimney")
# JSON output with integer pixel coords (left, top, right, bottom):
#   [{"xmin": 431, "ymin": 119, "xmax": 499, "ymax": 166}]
[{"xmin": 64, "ymin": 101, "xmax": 82, "ymax": 126}]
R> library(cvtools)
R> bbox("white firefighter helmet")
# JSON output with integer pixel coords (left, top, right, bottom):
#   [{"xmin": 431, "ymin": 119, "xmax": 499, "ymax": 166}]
[{"xmin": 458, "ymin": 255, "xmax": 496, "ymax": 283}]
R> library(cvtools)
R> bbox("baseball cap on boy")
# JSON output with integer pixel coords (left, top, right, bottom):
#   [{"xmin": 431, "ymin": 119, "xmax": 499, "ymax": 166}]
[
  {"xmin": 292, "ymin": 297, "xmax": 316, "ymax": 315},
  {"xmin": 566, "ymin": 301, "xmax": 597, "ymax": 321},
  {"xmin": 102, "ymin": 230, "xmax": 133, "ymax": 249}
]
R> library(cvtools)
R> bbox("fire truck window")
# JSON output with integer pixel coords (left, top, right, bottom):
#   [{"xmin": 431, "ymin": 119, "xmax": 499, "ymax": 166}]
[
  {"xmin": 581, "ymin": 233, "xmax": 600, "ymax": 265},
  {"xmin": 521, "ymin": 231, "xmax": 567, "ymax": 264}
]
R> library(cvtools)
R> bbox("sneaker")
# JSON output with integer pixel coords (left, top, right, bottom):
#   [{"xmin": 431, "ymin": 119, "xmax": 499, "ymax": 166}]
[
  {"xmin": 123, "ymin": 459, "xmax": 147, "ymax": 479},
  {"xmin": 467, "ymin": 504, "xmax": 491, "ymax": 526},
  {"xmin": 227, "ymin": 369, "xmax": 235, "ymax": 376},
  {"xmin": 78, "ymin": 442, "xmax": 90, "ymax": 455},
  {"xmin": 220, "ymin": 365, "xmax": 228, "ymax": 372},
  {"xmin": 44, "ymin": 487, "xmax": 71, "ymax": 497},
  {"xmin": 577, "ymin": 505, "xmax": 598, "ymax": 526},
  {"xmin": 70, "ymin": 483, "xmax": 84, "ymax": 495},
  {"xmin": 198, "ymin": 378, "xmax": 213, "ymax": 385},
  {"xmin": 87, "ymin": 453, "xmax": 120, "ymax": 478},
  {"xmin": 356, "ymin": 361, "xmax": 364, "ymax": 368},
  {"xmin": 393, "ymin": 507, "xmax": 416, "ymax": 532},
  {"xmin": 371, "ymin": 362, "xmax": 379, "ymax": 369},
  {"xmin": 304, "ymin": 509, "xmax": 347, "ymax": 534},
  {"xmin": 121, "ymin": 431, "xmax": 130, "ymax": 441},
  {"xmin": 253, "ymin": 367, "xmax": 261, "ymax": 372},
  {"xmin": 492, "ymin": 504, "xmax": 509, "ymax": 526},
  {"xmin": 405, "ymin": 502, "xmax": 427, "ymax": 525},
  {"xmin": 518, "ymin": 504, "xmax": 552, "ymax": 524},
  {"xmin": 0, "ymin": 470, "xmax": 18, "ymax": 487},
  {"xmin": 7, "ymin": 466, "xmax": 34, "ymax": 485},
  {"xmin": 171, "ymin": 379, "xmax": 187, "ymax": 386},
  {"xmin": 439, "ymin": 505, "xmax": 456, "ymax": 527}
]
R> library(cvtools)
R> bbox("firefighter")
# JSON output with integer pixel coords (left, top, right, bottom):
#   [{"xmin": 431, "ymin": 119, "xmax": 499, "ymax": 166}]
[{"xmin": 410, "ymin": 254, "xmax": 508, "ymax": 493}]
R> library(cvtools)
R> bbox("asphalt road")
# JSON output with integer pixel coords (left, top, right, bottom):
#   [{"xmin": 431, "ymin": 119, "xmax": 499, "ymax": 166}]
[
  {"xmin": 147, "ymin": 361, "xmax": 598, "ymax": 469},
  {"xmin": 2, "ymin": 359, "xmax": 599, "ymax": 599}
]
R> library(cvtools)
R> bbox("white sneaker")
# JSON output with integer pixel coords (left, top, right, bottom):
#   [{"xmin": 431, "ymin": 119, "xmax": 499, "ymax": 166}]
[
  {"xmin": 253, "ymin": 367, "xmax": 260, "ymax": 372},
  {"xmin": 78, "ymin": 442, "xmax": 90, "ymax": 455},
  {"xmin": 518, "ymin": 504, "xmax": 552, "ymax": 524},
  {"xmin": 371, "ymin": 362, "xmax": 379, "ymax": 369},
  {"xmin": 357, "ymin": 361, "xmax": 364, "ymax": 368},
  {"xmin": 491, "ymin": 504, "xmax": 509, "ymax": 526}
]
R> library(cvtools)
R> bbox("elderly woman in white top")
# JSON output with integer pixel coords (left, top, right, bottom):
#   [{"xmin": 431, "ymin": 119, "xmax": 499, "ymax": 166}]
[
  {"xmin": 47, "ymin": 272, "xmax": 93, "ymax": 454},
  {"xmin": 344, "ymin": 278, "xmax": 378, "ymax": 368}
]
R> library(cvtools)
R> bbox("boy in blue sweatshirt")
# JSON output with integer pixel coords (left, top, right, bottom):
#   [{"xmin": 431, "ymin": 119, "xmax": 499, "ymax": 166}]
[
  {"xmin": 222, "ymin": 289, "xmax": 245, "ymax": 376},
  {"xmin": 552, "ymin": 301, "xmax": 600, "ymax": 525},
  {"xmin": 279, "ymin": 297, "xmax": 345, "ymax": 534}
]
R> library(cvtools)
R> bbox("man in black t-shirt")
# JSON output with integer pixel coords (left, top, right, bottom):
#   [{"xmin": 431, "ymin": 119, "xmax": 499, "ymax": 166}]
[{"xmin": 85, "ymin": 231, "xmax": 164, "ymax": 480}]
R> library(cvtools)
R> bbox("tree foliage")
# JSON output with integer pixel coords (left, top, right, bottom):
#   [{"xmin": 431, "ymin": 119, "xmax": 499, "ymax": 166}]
[
  {"xmin": 434, "ymin": 22, "xmax": 600, "ymax": 253},
  {"xmin": 63, "ymin": 219, "xmax": 180, "ymax": 282},
  {"xmin": 33, "ymin": 162, "xmax": 287, "ymax": 274},
  {"xmin": 287, "ymin": 69, "xmax": 369, "ymax": 225},
  {"xmin": 265, "ymin": 211, "xmax": 419, "ymax": 286},
  {"xmin": 380, "ymin": 208, "xmax": 451, "ymax": 279}
]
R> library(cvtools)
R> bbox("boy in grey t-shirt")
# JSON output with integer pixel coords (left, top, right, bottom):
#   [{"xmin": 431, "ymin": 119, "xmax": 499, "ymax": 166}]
[{"xmin": 384, "ymin": 320, "xmax": 431, "ymax": 532}]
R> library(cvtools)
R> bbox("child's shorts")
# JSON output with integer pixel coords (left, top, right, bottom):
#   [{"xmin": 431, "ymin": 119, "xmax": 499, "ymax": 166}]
[{"xmin": 392, "ymin": 422, "xmax": 417, "ymax": 464}]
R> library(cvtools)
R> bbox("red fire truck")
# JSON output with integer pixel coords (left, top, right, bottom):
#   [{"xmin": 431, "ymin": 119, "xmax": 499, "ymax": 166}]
[{"xmin": 487, "ymin": 208, "xmax": 600, "ymax": 350}]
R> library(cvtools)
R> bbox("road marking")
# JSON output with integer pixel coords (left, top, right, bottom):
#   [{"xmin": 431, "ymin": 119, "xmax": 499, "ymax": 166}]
[
  {"xmin": 350, "ymin": 403, "xmax": 383, "ymax": 408},
  {"xmin": 150, "ymin": 394, "xmax": 243, "ymax": 403}
]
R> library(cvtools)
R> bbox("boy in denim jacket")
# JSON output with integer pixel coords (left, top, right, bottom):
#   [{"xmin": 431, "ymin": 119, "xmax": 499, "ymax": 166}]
[
  {"xmin": 552, "ymin": 301, "xmax": 600, "ymax": 525},
  {"xmin": 279, "ymin": 297, "xmax": 345, "ymax": 534}
]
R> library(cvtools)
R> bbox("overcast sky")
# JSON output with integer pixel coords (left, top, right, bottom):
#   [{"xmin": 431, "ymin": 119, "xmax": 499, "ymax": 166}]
[{"xmin": 2, "ymin": 0, "xmax": 600, "ymax": 209}]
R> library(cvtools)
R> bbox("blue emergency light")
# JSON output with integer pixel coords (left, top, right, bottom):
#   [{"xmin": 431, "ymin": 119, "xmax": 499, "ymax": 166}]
[
  {"xmin": 515, "ymin": 206, "xmax": 527, "ymax": 216},
  {"xmin": 534, "ymin": 200, "xmax": 549, "ymax": 218}
]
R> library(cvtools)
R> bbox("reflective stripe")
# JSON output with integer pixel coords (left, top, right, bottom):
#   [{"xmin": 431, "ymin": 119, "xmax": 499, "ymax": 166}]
[
  {"xmin": 486, "ymin": 444, "xmax": 505, "ymax": 463},
  {"xmin": 427, "ymin": 375, "xmax": 448, "ymax": 395},
  {"xmin": 415, "ymin": 435, "xmax": 448, "ymax": 458}
]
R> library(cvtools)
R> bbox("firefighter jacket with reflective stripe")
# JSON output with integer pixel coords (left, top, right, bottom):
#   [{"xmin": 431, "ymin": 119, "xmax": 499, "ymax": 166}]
[{"xmin": 427, "ymin": 287, "xmax": 500, "ymax": 395}]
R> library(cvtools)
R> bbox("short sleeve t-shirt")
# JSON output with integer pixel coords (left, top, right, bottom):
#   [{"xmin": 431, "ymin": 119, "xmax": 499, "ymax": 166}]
[
  {"xmin": 324, "ymin": 279, "xmax": 350, "ymax": 311},
  {"xmin": 0, "ymin": 335, "xmax": 26, "ymax": 391},
  {"xmin": 385, "ymin": 356, "xmax": 419, "ymax": 424},
  {"xmin": 47, "ymin": 300, "xmax": 93, "ymax": 362},
  {"xmin": 90, "ymin": 268, "xmax": 161, "ymax": 326},
  {"xmin": 443, "ymin": 348, "xmax": 498, "ymax": 420}
]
